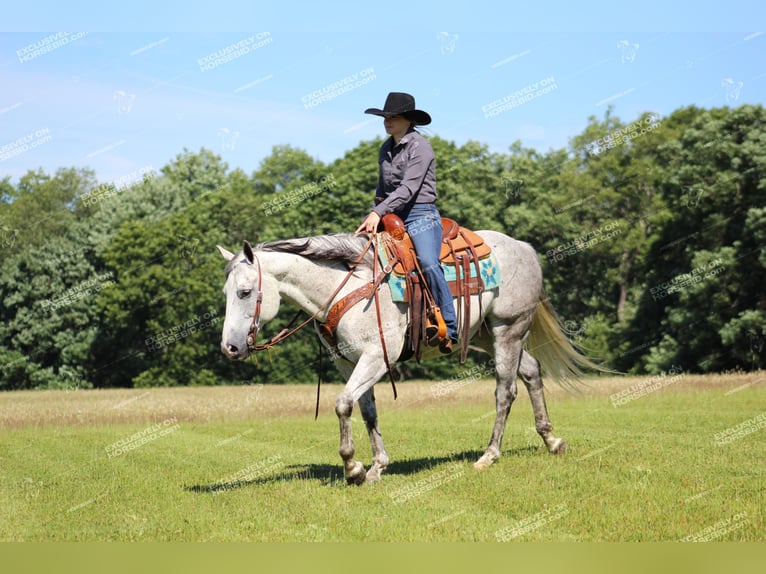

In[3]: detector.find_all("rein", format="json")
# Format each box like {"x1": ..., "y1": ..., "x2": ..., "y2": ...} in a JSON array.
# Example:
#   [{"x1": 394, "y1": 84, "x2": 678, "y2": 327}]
[{"x1": 242, "y1": 234, "x2": 398, "y2": 415}]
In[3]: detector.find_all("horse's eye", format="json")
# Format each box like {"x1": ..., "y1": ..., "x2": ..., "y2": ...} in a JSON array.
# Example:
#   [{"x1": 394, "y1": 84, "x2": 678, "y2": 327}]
[{"x1": 238, "y1": 289, "x2": 252, "y2": 299}]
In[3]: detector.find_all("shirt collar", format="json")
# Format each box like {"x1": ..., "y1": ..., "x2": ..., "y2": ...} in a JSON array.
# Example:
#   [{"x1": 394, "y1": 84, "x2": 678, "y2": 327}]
[{"x1": 388, "y1": 128, "x2": 417, "y2": 150}]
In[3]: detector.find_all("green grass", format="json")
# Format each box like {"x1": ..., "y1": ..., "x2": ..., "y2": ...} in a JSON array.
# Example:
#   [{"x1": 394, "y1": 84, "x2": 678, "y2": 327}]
[{"x1": 0, "y1": 373, "x2": 764, "y2": 541}]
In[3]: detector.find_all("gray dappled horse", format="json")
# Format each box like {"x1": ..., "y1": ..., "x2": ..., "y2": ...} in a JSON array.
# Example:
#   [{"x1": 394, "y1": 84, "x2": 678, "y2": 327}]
[{"x1": 218, "y1": 230, "x2": 599, "y2": 485}]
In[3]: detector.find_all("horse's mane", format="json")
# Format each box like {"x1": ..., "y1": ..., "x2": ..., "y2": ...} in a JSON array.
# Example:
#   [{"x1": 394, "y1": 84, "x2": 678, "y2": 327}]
[{"x1": 259, "y1": 233, "x2": 375, "y2": 269}]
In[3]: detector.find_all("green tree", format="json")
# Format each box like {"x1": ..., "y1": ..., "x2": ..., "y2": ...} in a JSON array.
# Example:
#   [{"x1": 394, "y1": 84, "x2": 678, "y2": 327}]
[
  {"x1": 635, "y1": 105, "x2": 766, "y2": 372},
  {"x1": 96, "y1": 212, "x2": 230, "y2": 387},
  {"x1": 0, "y1": 167, "x2": 97, "y2": 266},
  {"x1": 0, "y1": 227, "x2": 100, "y2": 390}
]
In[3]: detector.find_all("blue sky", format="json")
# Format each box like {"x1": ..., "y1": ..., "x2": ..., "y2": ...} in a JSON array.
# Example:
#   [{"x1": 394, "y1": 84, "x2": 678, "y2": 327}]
[{"x1": 1, "y1": 1, "x2": 764, "y2": 184}]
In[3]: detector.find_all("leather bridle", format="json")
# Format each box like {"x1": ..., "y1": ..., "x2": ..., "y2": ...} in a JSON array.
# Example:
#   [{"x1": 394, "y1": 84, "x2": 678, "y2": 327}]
[
  {"x1": 245, "y1": 252, "x2": 264, "y2": 351},
  {"x1": 234, "y1": 236, "x2": 399, "y2": 417}
]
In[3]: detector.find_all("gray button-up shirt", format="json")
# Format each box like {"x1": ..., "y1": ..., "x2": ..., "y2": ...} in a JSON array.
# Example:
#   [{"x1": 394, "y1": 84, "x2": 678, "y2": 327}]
[{"x1": 372, "y1": 129, "x2": 437, "y2": 217}]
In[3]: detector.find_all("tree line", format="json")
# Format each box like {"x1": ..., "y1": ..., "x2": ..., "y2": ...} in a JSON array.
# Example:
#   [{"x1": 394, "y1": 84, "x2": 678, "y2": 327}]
[{"x1": 1, "y1": 103, "x2": 764, "y2": 390}]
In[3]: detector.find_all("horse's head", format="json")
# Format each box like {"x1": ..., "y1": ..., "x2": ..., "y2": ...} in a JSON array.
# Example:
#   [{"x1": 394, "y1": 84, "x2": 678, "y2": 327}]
[{"x1": 217, "y1": 241, "x2": 281, "y2": 360}]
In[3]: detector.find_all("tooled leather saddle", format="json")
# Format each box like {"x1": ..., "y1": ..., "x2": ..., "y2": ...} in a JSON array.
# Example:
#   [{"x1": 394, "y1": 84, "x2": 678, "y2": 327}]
[
  {"x1": 377, "y1": 214, "x2": 491, "y2": 362},
  {"x1": 317, "y1": 215, "x2": 493, "y2": 365}
]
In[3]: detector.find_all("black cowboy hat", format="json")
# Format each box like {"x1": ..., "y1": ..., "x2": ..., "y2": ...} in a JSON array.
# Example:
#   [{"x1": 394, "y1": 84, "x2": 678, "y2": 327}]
[{"x1": 364, "y1": 92, "x2": 431, "y2": 125}]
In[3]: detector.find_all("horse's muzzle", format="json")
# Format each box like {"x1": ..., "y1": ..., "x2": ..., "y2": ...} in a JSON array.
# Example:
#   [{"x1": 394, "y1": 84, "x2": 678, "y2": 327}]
[{"x1": 221, "y1": 341, "x2": 248, "y2": 360}]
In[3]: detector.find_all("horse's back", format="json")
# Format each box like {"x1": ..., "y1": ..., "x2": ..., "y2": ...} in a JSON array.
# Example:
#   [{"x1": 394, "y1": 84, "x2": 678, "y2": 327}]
[{"x1": 476, "y1": 229, "x2": 544, "y2": 315}]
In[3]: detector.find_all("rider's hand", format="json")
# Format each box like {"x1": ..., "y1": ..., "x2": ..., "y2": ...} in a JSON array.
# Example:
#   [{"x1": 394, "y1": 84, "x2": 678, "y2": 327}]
[{"x1": 354, "y1": 211, "x2": 381, "y2": 235}]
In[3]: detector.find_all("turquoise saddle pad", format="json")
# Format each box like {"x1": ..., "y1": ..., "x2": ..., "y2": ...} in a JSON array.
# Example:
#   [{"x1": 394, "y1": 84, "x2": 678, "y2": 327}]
[{"x1": 377, "y1": 243, "x2": 502, "y2": 303}]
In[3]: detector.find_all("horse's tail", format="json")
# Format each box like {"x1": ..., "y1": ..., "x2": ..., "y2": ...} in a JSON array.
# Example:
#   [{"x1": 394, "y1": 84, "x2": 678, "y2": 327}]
[{"x1": 525, "y1": 296, "x2": 606, "y2": 387}]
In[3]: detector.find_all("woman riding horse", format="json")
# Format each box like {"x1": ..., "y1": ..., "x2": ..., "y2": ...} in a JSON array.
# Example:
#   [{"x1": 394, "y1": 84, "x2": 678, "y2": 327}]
[{"x1": 354, "y1": 92, "x2": 458, "y2": 353}]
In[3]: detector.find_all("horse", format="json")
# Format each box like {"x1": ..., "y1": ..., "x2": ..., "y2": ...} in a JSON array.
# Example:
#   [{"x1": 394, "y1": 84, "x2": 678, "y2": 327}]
[{"x1": 217, "y1": 230, "x2": 600, "y2": 485}]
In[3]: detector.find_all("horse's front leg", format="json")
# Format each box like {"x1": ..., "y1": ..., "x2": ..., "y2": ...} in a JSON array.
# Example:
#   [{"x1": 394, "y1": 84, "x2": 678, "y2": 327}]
[{"x1": 335, "y1": 356, "x2": 389, "y2": 486}]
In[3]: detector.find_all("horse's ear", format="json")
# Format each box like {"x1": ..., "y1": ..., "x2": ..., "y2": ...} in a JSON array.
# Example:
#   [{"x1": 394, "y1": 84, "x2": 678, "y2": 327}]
[
  {"x1": 243, "y1": 240, "x2": 255, "y2": 264},
  {"x1": 217, "y1": 245, "x2": 235, "y2": 261}
]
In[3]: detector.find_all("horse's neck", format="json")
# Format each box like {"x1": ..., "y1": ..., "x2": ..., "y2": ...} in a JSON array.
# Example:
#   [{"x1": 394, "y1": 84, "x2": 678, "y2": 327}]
[{"x1": 259, "y1": 251, "x2": 359, "y2": 316}]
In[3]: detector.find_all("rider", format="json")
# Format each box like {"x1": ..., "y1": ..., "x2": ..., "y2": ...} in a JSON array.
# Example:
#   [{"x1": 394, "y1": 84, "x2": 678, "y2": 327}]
[{"x1": 354, "y1": 92, "x2": 458, "y2": 353}]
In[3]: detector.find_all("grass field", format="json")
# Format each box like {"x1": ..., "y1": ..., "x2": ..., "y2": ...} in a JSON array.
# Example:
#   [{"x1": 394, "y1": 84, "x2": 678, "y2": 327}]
[{"x1": 0, "y1": 371, "x2": 764, "y2": 542}]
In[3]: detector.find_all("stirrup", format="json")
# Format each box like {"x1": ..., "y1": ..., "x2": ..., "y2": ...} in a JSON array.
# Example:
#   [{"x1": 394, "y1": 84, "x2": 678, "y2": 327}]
[
  {"x1": 426, "y1": 306, "x2": 447, "y2": 346},
  {"x1": 438, "y1": 337, "x2": 454, "y2": 355}
]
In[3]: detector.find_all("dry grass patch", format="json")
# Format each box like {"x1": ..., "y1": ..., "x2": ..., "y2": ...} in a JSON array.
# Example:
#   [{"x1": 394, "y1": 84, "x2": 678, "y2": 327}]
[{"x1": 1, "y1": 371, "x2": 762, "y2": 429}]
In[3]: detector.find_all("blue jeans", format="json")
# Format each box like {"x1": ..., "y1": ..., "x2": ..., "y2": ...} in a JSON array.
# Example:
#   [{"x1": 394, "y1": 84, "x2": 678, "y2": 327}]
[{"x1": 402, "y1": 203, "x2": 458, "y2": 341}]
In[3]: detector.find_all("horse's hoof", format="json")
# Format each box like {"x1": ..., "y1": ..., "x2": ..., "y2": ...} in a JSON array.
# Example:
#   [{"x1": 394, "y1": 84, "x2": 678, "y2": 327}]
[
  {"x1": 346, "y1": 473, "x2": 366, "y2": 486},
  {"x1": 365, "y1": 467, "x2": 382, "y2": 483},
  {"x1": 549, "y1": 438, "x2": 567, "y2": 455},
  {"x1": 473, "y1": 453, "x2": 496, "y2": 470},
  {"x1": 345, "y1": 461, "x2": 367, "y2": 486}
]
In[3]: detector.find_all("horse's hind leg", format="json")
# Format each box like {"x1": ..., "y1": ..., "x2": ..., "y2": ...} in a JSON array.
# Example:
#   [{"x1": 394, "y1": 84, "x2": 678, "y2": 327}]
[
  {"x1": 358, "y1": 387, "x2": 389, "y2": 483},
  {"x1": 518, "y1": 350, "x2": 567, "y2": 454},
  {"x1": 474, "y1": 323, "x2": 524, "y2": 470}
]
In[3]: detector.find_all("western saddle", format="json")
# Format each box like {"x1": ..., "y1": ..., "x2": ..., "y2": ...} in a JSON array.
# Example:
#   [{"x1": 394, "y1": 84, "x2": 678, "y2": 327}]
[
  {"x1": 377, "y1": 214, "x2": 491, "y2": 362},
  {"x1": 318, "y1": 214, "x2": 492, "y2": 364}
]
